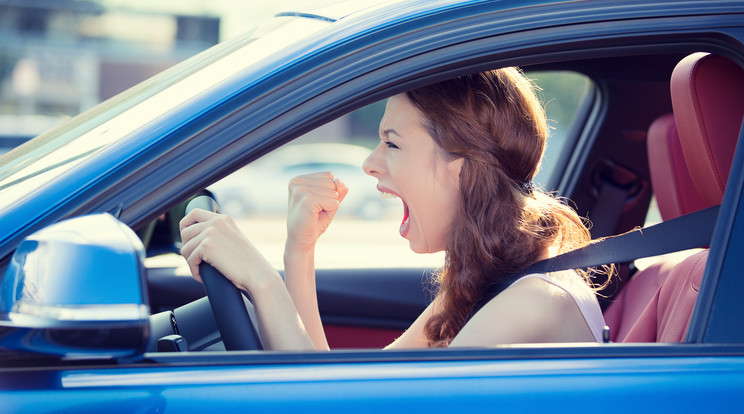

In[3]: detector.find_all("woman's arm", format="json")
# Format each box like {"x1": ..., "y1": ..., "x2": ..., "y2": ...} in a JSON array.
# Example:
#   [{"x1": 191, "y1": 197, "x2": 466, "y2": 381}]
[
  {"x1": 384, "y1": 296, "x2": 441, "y2": 349},
  {"x1": 283, "y1": 172, "x2": 348, "y2": 350},
  {"x1": 180, "y1": 208, "x2": 316, "y2": 351},
  {"x1": 180, "y1": 172, "x2": 347, "y2": 351},
  {"x1": 283, "y1": 244, "x2": 329, "y2": 350}
]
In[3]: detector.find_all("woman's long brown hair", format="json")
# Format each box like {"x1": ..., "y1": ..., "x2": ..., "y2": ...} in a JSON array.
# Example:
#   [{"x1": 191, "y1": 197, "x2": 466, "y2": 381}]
[{"x1": 405, "y1": 69, "x2": 594, "y2": 347}]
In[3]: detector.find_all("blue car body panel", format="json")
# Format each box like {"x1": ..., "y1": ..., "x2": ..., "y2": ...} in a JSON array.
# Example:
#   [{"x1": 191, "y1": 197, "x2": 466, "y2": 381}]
[
  {"x1": 1, "y1": 0, "x2": 744, "y2": 411},
  {"x1": 4, "y1": 350, "x2": 744, "y2": 412}
]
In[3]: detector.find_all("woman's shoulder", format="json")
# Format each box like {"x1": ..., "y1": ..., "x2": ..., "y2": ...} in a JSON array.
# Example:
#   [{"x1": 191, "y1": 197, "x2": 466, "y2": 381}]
[
  {"x1": 510, "y1": 271, "x2": 604, "y2": 341},
  {"x1": 514, "y1": 271, "x2": 600, "y2": 311},
  {"x1": 451, "y1": 274, "x2": 586, "y2": 346},
  {"x1": 474, "y1": 271, "x2": 595, "y2": 320},
  {"x1": 514, "y1": 270, "x2": 592, "y2": 293},
  {"x1": 500, "y1": 274, "x2": 581, "y2": 318},
  {"x1": 452, "y1": 271, "x2": 602, "y2": 346}
]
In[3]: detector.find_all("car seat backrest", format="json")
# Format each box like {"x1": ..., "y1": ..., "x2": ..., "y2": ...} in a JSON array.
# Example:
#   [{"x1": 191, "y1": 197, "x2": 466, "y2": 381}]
[
  {"x1": 647, "y1": 113, "x2": 708, "y2": 222},
  {"x1": 622, "y1": 53, "x2": 744, "y2": 342},
  {"x1": 604, "y1": 113, "x2": 706, "y2": 342},
  {"x1": 671, "y1": 52, "x2": 744, "y2": 207}
]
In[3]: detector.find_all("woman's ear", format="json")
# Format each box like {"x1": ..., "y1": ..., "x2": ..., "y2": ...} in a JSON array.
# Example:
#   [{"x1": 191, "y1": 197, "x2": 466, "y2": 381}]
[{"x1": 448, "y1": 157, "x2": 465, "y2": 186}]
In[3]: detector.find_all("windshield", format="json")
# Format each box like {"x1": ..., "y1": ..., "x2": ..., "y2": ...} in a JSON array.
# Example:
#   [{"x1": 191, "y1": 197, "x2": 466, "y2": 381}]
[{"x1": 0, "y1": 14, "x2": 329, "y2": 212}]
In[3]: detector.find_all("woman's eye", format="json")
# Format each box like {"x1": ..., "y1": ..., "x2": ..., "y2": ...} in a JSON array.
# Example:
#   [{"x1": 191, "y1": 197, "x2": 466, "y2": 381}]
[{"x1": 384, "y1": 140, "x2": 399, "y2": 149}]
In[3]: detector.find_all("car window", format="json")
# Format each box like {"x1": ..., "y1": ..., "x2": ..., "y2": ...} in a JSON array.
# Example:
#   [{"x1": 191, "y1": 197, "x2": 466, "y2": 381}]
[
  {"x1": 529, "y1": 71, "x2": 593, "y2": 188},
  {"x1": 209, "y1": 71, "x2": 594, "y2": 270}
]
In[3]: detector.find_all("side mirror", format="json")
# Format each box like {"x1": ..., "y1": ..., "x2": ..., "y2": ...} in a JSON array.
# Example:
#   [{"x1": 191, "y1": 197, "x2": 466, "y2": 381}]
[{"x1": 0, "y1": 213, "x2": 149, "y2": 359}]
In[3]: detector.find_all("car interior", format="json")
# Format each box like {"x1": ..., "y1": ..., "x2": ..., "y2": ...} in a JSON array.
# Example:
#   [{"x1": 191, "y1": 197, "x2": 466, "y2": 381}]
[
  {"x1": 144, "y1": 50, "x2": 744, "y2": 353},
  {"x1": 604, "y1": 53, "x2": 743, "y2": 342}
]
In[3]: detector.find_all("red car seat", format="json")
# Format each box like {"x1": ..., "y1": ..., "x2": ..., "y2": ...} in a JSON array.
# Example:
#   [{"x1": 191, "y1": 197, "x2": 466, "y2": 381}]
[
  {"x1": 622, "y1": 53, "x2": 744, "y2": 342},
  {"x1": 603, "y1": 113, "x2": 706, "y2": 341},
  {"x1": 647, "y1": 114, "x2": 709, "y2": 223}
]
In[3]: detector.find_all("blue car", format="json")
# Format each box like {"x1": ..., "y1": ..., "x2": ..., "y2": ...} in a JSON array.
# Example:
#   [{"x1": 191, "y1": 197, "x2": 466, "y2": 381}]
[{"x1": 2, "y1": 0, "x2": 744, "y2": 411}]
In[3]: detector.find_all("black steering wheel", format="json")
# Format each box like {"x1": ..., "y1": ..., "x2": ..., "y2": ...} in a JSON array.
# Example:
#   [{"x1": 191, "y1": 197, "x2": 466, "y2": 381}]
[{"x1": 185, "y1": 196, "x2": 263, "y2": 351}]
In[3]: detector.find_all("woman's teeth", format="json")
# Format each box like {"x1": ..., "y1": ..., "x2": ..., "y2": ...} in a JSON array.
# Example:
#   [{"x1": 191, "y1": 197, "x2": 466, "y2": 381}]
[{"x1": 379, "y1": 191, "x2": 398, "y2": 199}]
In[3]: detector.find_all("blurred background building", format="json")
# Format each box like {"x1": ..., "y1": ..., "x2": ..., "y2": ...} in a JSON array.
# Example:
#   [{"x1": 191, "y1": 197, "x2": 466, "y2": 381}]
[
  {"x1": 1, "y1": 0, "x2": 225, "y2": 136},
  {"x1": 0, "y1": 0, "x2": 341, "y2": 137},
  {"x1": 0, "y1": 0, "x2": 586, "y2": 160}
]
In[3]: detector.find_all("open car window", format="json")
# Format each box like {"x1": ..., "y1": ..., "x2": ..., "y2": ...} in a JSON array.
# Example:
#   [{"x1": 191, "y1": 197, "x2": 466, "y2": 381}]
[{"x1": 206, "y1": 70, "x2": 595, "y2": 270}]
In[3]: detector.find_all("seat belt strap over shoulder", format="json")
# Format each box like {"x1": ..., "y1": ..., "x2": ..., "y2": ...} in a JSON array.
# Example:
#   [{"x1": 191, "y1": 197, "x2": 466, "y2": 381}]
[
  {"x1": 473, "y1": 204, "x2": 719, "y2": 322},
  {"x1": 527, "y1": 204, "x2": 720, "y2": 275}
]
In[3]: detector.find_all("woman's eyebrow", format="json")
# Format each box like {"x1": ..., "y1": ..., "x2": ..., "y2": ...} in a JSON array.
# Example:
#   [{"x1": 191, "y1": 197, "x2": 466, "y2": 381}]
[{"x1": 382, "y1": 128, "x2": 401, "y2": 138}]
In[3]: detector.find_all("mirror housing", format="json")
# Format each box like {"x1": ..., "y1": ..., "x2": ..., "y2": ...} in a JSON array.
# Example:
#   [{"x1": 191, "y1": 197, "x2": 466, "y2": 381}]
[{"x1": 0, "y1": 214, "x2": 149, "y2": 359}]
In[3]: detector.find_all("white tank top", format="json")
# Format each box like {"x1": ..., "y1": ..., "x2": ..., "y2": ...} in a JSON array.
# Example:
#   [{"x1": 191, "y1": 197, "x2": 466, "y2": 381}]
[{"x1": 512, "y1": 272, "x2": 606, "y2": 342}]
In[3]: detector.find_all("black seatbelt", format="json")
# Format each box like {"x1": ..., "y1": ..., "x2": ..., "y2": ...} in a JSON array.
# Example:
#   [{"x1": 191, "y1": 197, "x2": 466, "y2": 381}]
[
  {"x1": 473, "y1": 204, "x2": 720, "y2": 317},
  {"x1": 530, "y1": 204, "x2": 719, "y2": 274}
]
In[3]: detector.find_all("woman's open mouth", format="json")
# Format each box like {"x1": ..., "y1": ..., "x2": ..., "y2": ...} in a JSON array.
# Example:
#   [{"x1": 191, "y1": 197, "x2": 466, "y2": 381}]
[
  {"x1": 399, "y1": 201, "x2": 410, "y2": 237},
  {"x1": 378, "y1": 185, "x2": 410, "y2": 238}
]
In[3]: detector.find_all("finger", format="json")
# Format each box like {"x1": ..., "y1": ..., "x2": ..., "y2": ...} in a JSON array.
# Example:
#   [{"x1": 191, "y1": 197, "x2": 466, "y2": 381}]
[
  {"x1": 179, "y1": 208, "x2": 220, "y2": 232},
  {"x1": 334, "y1": 177, "x2": 349, "y2": 203},
  {"x1": 297, "y1": 171, "x2": 336, "y2": 182},
  {"x1": 290, "y1": 184, "x2": 340, "y2": 210},
  {"x1": 314, "y1": 196, "x2": 341, "y2": 214},
  {"x1": 179, "y1": 218, "x2": 210, "y2": 246},
  {"x1": 182, "y1": 226, "x2": 232, "y2": 284},
  {"x1": 289, "y1": 185, "x2": 342, "y2": 210},
  {"x1": 180, "y1": 215, "x2": 235, "y2": 283},
  {"x1": 180, "y1": 234, "x2": 204, "y2": 283},
  {"x1": 179, "y1": 224, "x2": 202, "y2": 259},
  {"x1": 295, "y1": 185, "x2": 340, "y2": 200},
  {"x1": 289, "y1": 172, "x2": 338, "y2": 190}
]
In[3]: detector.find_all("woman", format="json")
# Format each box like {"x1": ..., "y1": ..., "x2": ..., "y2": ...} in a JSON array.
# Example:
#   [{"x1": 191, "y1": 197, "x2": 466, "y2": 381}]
[{"x1": 180, "y1": 68, "x2": 606, "y2": 351}]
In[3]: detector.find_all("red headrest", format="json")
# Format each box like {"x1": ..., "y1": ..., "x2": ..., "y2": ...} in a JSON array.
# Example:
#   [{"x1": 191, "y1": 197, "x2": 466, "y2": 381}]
[
  {"x1": 647, "y1": 114, "x2": 707, "y2": 221},
  {"x1": 671, "y1": 53, "x2": 744, "y2": 207}
]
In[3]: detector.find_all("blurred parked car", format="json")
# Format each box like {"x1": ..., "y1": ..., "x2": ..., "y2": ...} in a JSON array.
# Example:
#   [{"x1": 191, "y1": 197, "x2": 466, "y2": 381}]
[{"x1": 209, "y1": 142, "x2": 395, "y2": 219}]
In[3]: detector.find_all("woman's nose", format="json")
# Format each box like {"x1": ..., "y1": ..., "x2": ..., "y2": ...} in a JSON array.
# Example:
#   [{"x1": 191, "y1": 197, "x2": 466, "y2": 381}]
[{"x1": 363, "y1": 145, "x2": 383, "y2": 177}]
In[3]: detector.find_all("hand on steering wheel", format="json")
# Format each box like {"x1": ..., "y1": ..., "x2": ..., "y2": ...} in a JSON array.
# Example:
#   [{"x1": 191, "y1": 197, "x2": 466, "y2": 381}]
[{"x1": 183, "y1": 196, "x2": 262, "y2": 351}]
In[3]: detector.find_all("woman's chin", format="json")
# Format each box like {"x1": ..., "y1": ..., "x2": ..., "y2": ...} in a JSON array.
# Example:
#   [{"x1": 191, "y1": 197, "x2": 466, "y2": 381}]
[
  {"x1": 409, "y1": 243, "x2": 426, "y2": 254},
  {"x1": 408, "y1": 238, "x2": 444, "y2": 254}
]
